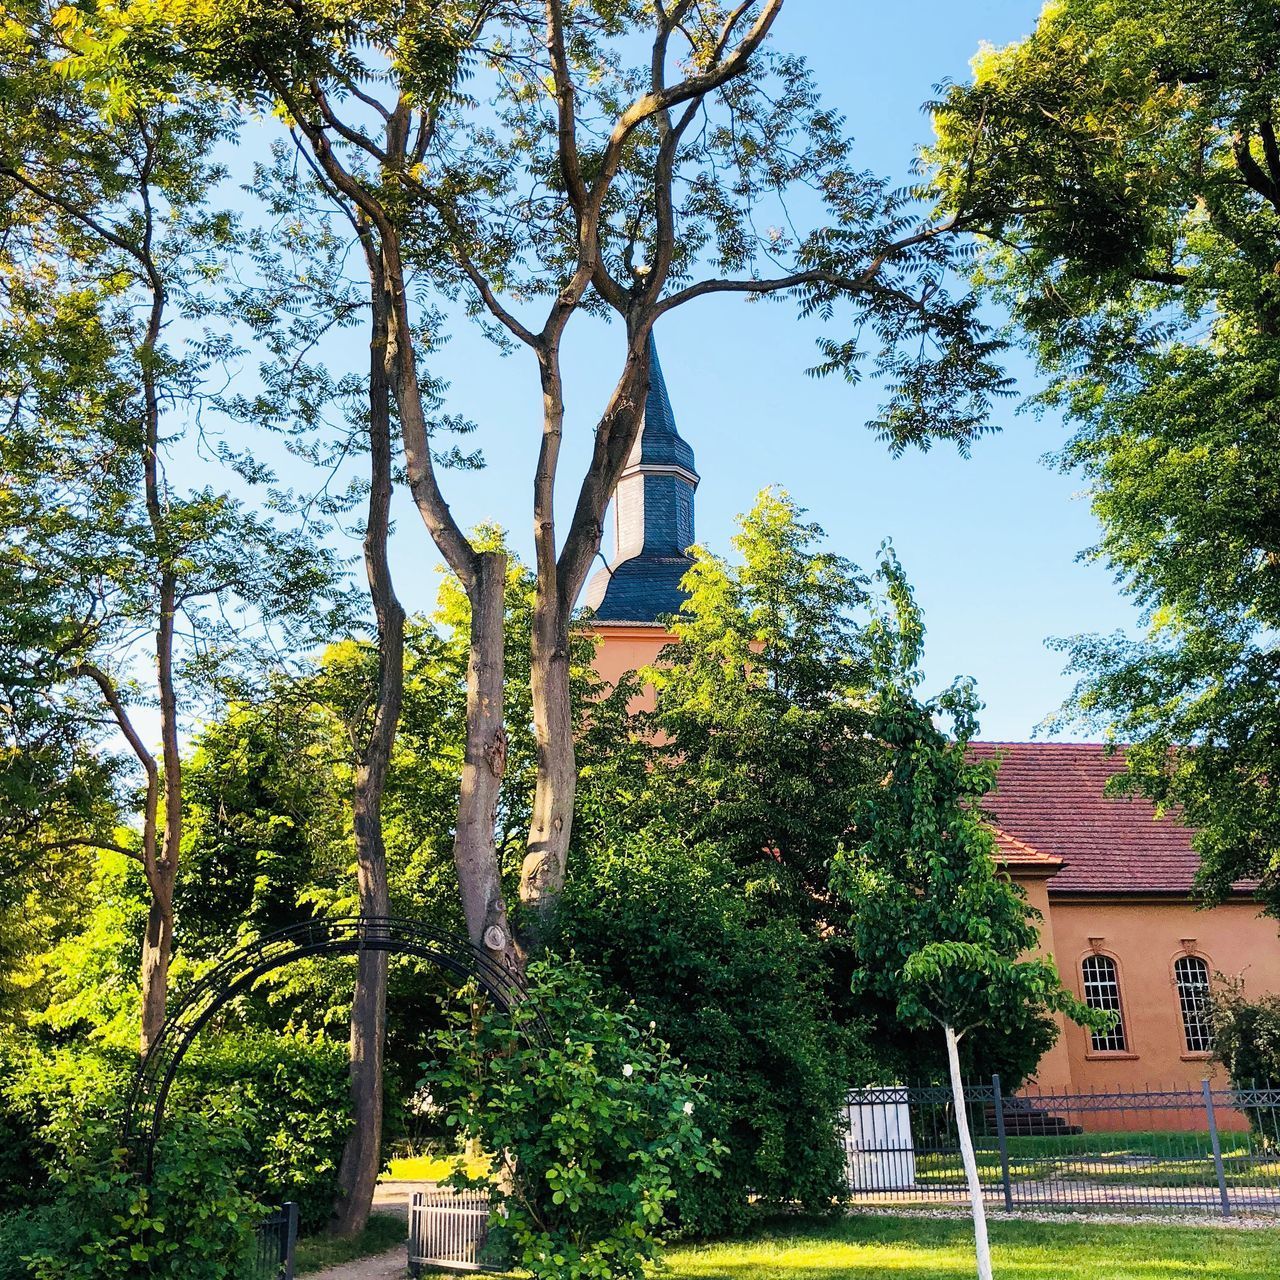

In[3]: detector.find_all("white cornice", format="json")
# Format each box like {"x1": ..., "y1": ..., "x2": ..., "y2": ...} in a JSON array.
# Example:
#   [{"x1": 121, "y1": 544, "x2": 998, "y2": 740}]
[{"x1": 618, "y1": 462, "x2": 700, "y2": 488}]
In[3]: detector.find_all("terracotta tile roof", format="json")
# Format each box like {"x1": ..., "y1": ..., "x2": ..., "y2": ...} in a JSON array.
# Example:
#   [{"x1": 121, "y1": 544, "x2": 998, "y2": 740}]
[
  {"x1": 969, "y1": 742, "x2": 1210, "y2": 896},
  {"x1": 990, "y1": 825, "x2": 1062, "y2": 875}
]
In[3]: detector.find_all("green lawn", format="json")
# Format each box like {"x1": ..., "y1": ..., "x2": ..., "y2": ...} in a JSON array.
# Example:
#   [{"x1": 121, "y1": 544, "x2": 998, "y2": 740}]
[
  {"x1": 665, "y1": 1216, "x2": 1280, "y2": 1280},
  {"x1": 909, "y1": 1130, "x2": 1280, "y2": 1189}
]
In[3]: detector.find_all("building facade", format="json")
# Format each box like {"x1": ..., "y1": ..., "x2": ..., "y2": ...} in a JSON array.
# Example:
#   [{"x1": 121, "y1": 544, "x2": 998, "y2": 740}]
[{"x1": 585, "y1": 344, "x2": 1280, "y2": 1099}]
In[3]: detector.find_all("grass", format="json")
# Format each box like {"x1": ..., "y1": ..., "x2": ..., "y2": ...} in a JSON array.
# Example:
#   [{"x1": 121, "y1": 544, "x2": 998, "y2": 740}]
[
  {"x1": 407, "y1": 1214, "x2": 1280, "y2": 1280},
  {"x1": 384, "y1": 1152, "x2": 492, "y2": 1182},
  {"x1": 293, "y1": 1213, "x2": 405, "y2": 1275},
  {"x1": 663, "y1": 1214, "x2": 1280, "y2": 1280},
  {"x1": 906, "y1": 1130, "x2": 1280, "y2": 1189}
]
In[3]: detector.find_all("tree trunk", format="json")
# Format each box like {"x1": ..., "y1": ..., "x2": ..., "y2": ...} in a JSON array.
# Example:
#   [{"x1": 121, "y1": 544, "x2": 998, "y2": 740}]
[
  {"x1": 453, "y1": 550, "x2": 518, "y2": 968},
  {"x1": 517, "y1": 343, "x2": 649, "y2": 944},
  {"x1": 945, "y1": 1023, "x2": 993, "y2": 1280},
  {"x1": 519, "y1": 597, "x2": 574, "y2": 940},
  {"x1": 138, "y1": 877, "x2": 173, "y2": 1053},
  {"x1": 330, "y1": 254, "x2": 406, "y2": 1236},
  {"x1": 330, "y1": 773, "x2": 393, "y2": 1238}
]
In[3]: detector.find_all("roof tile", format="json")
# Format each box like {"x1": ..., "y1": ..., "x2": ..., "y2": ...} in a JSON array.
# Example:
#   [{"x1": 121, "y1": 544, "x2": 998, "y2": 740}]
[{"x1": 969, "y1": 742, "x2": 1209, "y2": 895}]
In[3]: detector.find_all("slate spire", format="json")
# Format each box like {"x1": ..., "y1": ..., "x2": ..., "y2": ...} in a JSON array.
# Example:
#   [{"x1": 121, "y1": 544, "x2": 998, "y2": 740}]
[{"x1": 583, "y1": 339, "x2": 699, "y2": 623}]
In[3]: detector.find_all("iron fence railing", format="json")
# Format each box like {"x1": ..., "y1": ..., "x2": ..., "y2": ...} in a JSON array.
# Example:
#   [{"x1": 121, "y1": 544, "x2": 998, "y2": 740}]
[
  {"x1": 843, "y1": 1080, "x2": 1280, "y2": 1217},
  {"x1": 251, "y1": 1203, "x2": 298, "y2": 1280}
]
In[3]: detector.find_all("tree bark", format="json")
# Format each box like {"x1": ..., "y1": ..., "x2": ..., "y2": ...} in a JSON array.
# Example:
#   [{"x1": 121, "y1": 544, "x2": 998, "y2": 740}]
[
  {"x1": 454, "y1": 549, "x2": 518, "y2": 968},
  {"x1": 138, "y1": 223, "x2": 179, "y2": 1052},
  {"x1": 519, "y1": 597, "x2": 574, "y2": 934},
  {"x1": 945, "y1": 1023, "x2": 993, "y2": 1280},
  {"x1": 330, "y1": 776, "x2": 393, "y2": 1238},
  {"x1": 330, "y1": 253, "x2": 406, "y2": 1236},
  {"x1": 138, "y1": 568, "x2": 179, "y2": 1056},
  {"x1": 138, "y1": 876, "x2": 174, "y2": 1052},
  {"x1": 519, "y1": 344, "x2": 650, "y2": 939}
]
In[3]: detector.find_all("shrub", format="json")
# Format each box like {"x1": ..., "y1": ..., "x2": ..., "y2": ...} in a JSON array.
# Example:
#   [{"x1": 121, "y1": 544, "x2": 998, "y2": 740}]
[
  {"x1": 0, "y1": 1103, "x2": 261, "y2": 1280},
  {"x1": 553, "y1": 831, "x2": 864, "y2": 1235},
  {"x1": 178, "y1": 1029, "x2": 350, "y2": 1234},
  {"x1": 0, "y1": 1027, "x2": 351, "y2": 1274},
  {"x1": 1212, "y1": 978, "x2": 1280, "y2": 1141},
  {"x1": 422, "y1": 959, "x2": 723, "y2": 1280}
]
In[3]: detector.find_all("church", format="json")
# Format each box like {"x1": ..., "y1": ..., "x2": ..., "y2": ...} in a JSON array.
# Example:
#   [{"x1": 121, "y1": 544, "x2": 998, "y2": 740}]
[{"x1": 583, "y1": 343, "x2": 1280, "y2": 1097}]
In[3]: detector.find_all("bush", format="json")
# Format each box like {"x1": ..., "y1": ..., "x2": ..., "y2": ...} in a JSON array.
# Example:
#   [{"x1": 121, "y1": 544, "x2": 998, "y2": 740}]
[
  {"x1": 0, "y1": 1102, "x2": 261, "y2": 1280},
  {"x1": 1212, "y1": 978, "x2": 1280, "y2": 1141},
  {"x1": 0, "y1": 1027, "x2": 351, "y2": 1275},
  {"x1": 179, "y1": 1029, "x2": 350, "y2": 1234},
  {"x1": 553, "y1": 832, "x2": 864, "y2": 1236},
  {"x1": 422, "y1": 959, "x2": 723, "y2": 1280}
]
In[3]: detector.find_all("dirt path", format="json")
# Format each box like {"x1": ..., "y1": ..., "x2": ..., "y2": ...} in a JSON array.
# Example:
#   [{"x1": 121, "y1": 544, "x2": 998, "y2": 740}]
[{"x1": 302, "y1": 1244, "x2": 407, "y2": 1280}]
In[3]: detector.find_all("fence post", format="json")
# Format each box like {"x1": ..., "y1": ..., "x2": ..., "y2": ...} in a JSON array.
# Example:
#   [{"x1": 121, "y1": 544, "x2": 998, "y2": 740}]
[
  {"x1": 992, "y1": 1074, "x2": 1013, "y2": 1211},
  {"x1": 283, "y1": 1201, "x2": 299, "y2": 1280},
  {"x1": 1202, "y1": 1079, "x2": 1231, "y2": 1219}
]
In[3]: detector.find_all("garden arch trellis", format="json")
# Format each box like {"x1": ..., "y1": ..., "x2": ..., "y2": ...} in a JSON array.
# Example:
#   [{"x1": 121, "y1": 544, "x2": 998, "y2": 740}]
[{"x1": 121, "y1": 916, "x2": 530, "y2": 1182}]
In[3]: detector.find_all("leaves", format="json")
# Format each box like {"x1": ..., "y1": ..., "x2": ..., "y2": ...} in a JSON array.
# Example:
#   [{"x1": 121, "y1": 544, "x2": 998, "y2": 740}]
[{"x1": 929, "y1": 0, "x2": 1280, "y2": 918}]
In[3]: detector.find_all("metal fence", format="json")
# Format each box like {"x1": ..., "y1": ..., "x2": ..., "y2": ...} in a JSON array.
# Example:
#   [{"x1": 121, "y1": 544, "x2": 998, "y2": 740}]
[
  {"x1": 843, "y1": 1080, "x2": 1280, "y2": 1217},
  {"x1": 409, "y1": 1189, "x2": 500, "y2": 1275},
  {"x1": 251, "y1": 1203, "x2": 298, "y2": 1280}
]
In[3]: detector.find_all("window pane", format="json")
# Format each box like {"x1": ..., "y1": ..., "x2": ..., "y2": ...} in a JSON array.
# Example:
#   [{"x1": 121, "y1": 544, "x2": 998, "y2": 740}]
[
  {"x1": 1174, "y1": 955, "x2": 1213, "y2": 1053},
  {"x1": 1081, "y1": 955, "x2": 1128, "y2": 1052}
]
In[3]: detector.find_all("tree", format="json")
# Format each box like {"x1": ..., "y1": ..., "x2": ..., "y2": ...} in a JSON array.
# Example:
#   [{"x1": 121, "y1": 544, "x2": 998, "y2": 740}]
[
  {"x1": 642, "y1": 488, "x2": 879, "y2": 921},
  {"x1": 122, "y1": 0, "x2": 1010, "y2": 948},
  {"x1": 835, "y1": 555, "x2": 1098, "y2": 1280},
  {"x1": 0, "y1": 5, "x2": 339, "y2": 1050},
  {"x1": 55, "y1": 0, "x2": 1011, "y2": 1229},
  {"x1": 928, "y1": 0, "x2": 1280, "y2": 913}
]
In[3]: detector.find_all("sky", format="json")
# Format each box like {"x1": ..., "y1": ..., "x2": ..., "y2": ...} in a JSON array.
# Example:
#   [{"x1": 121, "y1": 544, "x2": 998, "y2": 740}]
[{"x1": 192, "y1": 0, "x2": 1142, "y2": 742}]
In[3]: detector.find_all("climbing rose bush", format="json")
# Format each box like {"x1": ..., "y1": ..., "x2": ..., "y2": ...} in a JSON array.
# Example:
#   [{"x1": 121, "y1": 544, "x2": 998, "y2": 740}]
[{"x1": 422, "y1": 959, "x2": 723, "y2": 1280}]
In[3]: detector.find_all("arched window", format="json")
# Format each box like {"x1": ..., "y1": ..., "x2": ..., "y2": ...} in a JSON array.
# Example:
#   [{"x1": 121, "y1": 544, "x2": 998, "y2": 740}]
[
  {"x1": 1081, "y1": 954, "x2": 1128, "y2": 1052},
  {"x1": 1174, "y1": 955, "x2": 1214, "y2": 1053}
]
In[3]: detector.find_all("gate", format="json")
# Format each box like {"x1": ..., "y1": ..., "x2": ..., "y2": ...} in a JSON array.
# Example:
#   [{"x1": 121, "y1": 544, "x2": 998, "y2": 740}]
[
  {"x1": 252, "y1": 1203, "x2": 298, "y2": 1280},
  {"x1": 408, "y1": 1189, "x2": 500, "y2": 1274}
]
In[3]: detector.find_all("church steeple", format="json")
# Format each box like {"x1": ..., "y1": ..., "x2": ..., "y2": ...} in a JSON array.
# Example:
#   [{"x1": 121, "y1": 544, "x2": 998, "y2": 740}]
[{"x1": 583, "y1": 339, "x2": 699, "y2": 623}]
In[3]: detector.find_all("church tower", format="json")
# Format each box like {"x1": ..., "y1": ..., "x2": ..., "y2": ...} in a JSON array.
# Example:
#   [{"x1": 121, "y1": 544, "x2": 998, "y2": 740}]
[{"x1": 583, "y1": 339, "x2": 699, "y2": 624}]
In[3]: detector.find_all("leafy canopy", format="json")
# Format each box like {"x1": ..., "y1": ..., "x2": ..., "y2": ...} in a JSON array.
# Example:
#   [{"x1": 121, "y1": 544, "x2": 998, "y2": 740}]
[{"x1": 929, "y1": 0, "x2": 1280, "y2": 913}]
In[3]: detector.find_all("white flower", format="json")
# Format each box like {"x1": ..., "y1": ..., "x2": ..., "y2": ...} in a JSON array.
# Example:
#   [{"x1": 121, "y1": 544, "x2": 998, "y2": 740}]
[
  {"x1": 649, "y1": 1021, "x2": 656, "y2": 1031},
  {"x1": 623, "y1": 1064, "x2": 634, "y2": 1078},
  {"x1": 682, "y1": 1101, "x2": 694, "y2": 1115}
]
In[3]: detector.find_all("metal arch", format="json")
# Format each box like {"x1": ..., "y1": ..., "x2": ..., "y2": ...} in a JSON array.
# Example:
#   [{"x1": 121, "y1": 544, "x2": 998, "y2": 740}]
[{"x1": 121, "y1": 916, "x2": 530, "y2": 1183}]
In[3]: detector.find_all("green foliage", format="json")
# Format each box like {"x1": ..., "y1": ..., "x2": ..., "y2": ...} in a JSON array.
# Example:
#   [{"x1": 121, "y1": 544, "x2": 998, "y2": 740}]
[
  {"x1": 930, "y1": 0, "x2": 1280, "y2": 915},
  {"x1": 636, "y1": 489, "x2": 879, "y2": 920},
  {"x1": 175, "y1": 709, "x2": 324, "y2": 961},
  {"x1": 177, "y1": 1032, "x2": 351, "y2": 1234},
  {"x1": 0, "y1": 1071, "x2": 261, "y2": 1280},
  {"x1": 555, "y1": 830, "x2": 866, "y2": 1236},
  {"x1": 422, "y1": 960, "x2": 723, "y2": 1280},
  {"x1": 834, "y1": 553, "x2": 1098, "y2": 1081},
  {"x1": 0, "y1": 1030, "x2": 350, "y2": 1263},
  {"x1": 1211, "y1": 978, "x2": 1280, "y2": 1115}
]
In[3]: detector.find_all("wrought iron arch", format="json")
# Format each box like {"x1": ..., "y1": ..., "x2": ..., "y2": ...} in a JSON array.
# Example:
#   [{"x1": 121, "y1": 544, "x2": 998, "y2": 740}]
[{"x1": 121, "y1": 916, "x2": 529, "y2": 1182}]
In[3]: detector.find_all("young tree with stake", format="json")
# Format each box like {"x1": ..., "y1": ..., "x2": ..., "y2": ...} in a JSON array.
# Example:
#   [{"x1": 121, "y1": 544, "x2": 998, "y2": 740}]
[{"x1": 836, "y1": 553, "x2": 1102, "y2": 1280}]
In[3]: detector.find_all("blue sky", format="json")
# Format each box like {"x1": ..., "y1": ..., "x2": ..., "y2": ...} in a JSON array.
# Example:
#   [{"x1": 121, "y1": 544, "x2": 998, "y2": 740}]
[{"x1": 205, "y1": 0, "x2": 1140, "y2": 742}]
